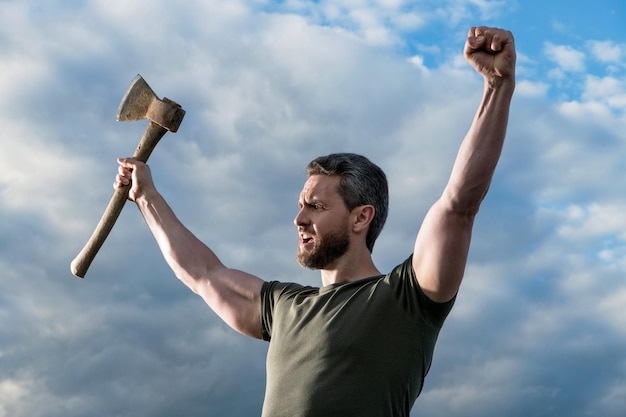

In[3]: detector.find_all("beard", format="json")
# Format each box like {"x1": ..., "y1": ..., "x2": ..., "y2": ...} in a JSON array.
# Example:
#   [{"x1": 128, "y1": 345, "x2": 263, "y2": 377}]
[{"x1": 296, "y1": 227, "x2": 350, "y2": 270}]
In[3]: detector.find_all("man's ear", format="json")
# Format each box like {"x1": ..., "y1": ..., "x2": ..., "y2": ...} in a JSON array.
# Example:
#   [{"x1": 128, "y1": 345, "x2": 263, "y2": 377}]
[{"x1": 351, "y1": 205, "x2": 375, "y2": 233}]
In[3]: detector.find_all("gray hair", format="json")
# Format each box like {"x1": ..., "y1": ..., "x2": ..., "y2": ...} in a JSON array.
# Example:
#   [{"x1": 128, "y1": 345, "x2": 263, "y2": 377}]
[{"x1": 306, "y1": 153, "x2": 388, "y2": 252}]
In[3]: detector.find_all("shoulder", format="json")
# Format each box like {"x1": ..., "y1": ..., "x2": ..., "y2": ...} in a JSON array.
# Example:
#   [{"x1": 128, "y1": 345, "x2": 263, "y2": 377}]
[
  {"x1": 260, "y1": 281, "x2": 320, "y2": 341},
  {"x1": 261, "y1": 281, "x2": 322, "y2": 312},
  {"x1": 262, "y1": 280, "x2": 318, "y2": 300},
  {"x1": 386, "y1": 256, "x2": 456, "y2": 326}
]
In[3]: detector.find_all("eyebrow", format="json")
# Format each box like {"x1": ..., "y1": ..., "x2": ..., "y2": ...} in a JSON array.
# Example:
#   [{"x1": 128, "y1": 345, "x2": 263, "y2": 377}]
[{"x1": 298, "y1": 197, "x2": 324, "y2": 208}]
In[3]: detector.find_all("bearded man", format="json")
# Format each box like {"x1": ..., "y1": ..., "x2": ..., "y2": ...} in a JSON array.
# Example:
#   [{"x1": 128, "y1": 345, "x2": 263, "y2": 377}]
[{"x1": 115, "y1": 26, "x2": 516, "y2": 416}]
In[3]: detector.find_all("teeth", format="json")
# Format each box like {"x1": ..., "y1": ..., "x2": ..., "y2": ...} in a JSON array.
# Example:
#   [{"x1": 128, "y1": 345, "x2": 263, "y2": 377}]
[{"x1": 299, "y1": 231, "x2": 314, "y2": 243}]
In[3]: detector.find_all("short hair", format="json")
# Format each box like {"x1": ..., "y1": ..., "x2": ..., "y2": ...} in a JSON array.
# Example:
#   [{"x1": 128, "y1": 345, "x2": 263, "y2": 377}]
[{"x1": 306, "y1": 153, "x2": 388, "y2": 252}]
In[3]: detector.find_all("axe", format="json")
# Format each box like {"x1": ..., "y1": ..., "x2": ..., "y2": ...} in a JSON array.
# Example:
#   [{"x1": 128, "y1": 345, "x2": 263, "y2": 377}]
[{"x1": 71, "y1": 75, "x2": 185, "y2": 278}]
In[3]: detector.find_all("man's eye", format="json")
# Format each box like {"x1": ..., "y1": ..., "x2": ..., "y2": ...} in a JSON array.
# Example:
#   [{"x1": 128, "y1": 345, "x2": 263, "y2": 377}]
[{"x1": 299, "y1": 201, "x2": 323, "y2": 210}]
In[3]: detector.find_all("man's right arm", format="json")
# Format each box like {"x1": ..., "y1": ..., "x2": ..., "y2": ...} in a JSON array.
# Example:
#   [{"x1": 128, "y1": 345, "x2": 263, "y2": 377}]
[{"x1": 115, "y1": 158, "x2": 264, "y2": 339}]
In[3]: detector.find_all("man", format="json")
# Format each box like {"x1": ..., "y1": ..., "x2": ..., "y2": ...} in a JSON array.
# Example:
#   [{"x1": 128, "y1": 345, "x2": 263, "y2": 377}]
[{"x1": 115, "y1": 26, "x2": 515, "y2": 416}]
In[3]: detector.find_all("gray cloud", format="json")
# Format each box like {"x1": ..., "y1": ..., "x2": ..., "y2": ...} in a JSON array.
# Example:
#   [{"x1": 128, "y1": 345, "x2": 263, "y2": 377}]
[{"x1": 1, "y1": 1, "x2": 625, "y2": 416}]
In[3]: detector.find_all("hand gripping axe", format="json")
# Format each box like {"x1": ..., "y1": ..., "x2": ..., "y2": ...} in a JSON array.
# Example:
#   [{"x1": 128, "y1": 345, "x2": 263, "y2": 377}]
[{"x1": 71, "y1": 75, "x2": 185, "y2": 278}]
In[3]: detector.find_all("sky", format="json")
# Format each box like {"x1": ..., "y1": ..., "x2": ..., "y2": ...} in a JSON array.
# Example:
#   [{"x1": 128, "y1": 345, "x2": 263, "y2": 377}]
[{"x1": 1, "y1": 0, "x2": 625, "y2": 416}]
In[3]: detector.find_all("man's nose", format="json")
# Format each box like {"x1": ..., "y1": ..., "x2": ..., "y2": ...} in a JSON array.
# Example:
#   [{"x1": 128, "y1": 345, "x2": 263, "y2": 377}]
[{"x1": 294, "y1": 208, "x2": 308, "y2": 227}]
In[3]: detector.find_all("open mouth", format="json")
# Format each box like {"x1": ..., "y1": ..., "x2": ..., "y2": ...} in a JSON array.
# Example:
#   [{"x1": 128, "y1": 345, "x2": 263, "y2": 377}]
[{"x1": 300, "y1": 234, "x2": 314, "y2": 245}]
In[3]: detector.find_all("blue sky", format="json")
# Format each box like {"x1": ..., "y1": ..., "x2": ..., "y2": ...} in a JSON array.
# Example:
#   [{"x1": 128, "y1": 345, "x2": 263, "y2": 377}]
[{"x1": 1, "y1": 1, "x2": 625, "y2": 416}]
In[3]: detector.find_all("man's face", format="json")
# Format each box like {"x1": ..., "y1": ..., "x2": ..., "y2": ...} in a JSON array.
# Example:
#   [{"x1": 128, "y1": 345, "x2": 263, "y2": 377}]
[{"x1": 294, "y1": 175, "x2": 351, "y2": 269}]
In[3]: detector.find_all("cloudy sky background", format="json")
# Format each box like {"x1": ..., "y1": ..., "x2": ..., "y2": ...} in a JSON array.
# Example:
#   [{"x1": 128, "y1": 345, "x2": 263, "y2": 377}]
[{"x1": 1, "y1": 0, "x2": 625, "y2": 416}]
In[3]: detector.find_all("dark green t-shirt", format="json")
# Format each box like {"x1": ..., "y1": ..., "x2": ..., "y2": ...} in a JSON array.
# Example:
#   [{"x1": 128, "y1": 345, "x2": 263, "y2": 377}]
[{"x1": 260, "y1": 256, "x2": 455, "y2": 417}]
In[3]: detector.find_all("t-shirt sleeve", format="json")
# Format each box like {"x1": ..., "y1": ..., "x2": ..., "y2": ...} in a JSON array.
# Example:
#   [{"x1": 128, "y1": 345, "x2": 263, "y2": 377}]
[
  {"x1": 260, "y1": 281, "x2": 308, "y2": 342},
  {"x1": 260, "y1": 281, "x2": 279, "y2": 341},
  {"x1": 387, "y1": 255, "x2": 456, "y2": 328}
]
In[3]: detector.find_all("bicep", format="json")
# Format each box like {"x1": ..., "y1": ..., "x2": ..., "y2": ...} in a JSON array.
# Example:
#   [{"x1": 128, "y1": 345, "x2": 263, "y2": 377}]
[
  {"x1": 195, "y1": 268, "x2": 265, "y2": 339},
  {"x1": 412, "y1": 198, "x2": 475, "y2": 303}
]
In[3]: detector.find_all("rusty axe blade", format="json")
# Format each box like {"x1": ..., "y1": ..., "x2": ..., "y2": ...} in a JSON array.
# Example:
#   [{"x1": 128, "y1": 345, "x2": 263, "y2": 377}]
[
  {"x1": 117, "y1": 75, "x2": 184, "y2": 132},
  {"x1": 71, "y1": 75, "x2": 186, "y2": 278}
]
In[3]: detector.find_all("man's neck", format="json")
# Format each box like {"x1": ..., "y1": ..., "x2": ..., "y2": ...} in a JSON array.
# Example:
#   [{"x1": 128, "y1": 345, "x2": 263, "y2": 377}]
[{"x1": 320, "y1": 251, "x2": 381, "y2": 287}]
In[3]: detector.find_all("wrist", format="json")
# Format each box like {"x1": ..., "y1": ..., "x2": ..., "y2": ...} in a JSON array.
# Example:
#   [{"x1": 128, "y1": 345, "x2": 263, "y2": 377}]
[
  {"x1": 134, "y1": 186, "x2": 160, "y2": 207},
  {"x1": 486, "y1": 75, "x2": 515, "y2": 93}
]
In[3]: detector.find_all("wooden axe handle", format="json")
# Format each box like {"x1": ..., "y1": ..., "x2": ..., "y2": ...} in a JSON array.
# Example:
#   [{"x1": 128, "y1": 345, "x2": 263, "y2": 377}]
[{"x1": 71, "y1": 122, "x2": 168, "y2": 278}]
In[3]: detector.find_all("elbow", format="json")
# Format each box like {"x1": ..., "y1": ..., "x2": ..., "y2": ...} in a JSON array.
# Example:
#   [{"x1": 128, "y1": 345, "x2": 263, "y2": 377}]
[
  {"x1": 443, "y1": 182, "x2": 490, "y2": 217},
  {"x1": 163, "y1": 252, "x2": 214, "y2": 294},
  {"x1": 174, "y1": 269, "x2": 206, "y2": 295}
]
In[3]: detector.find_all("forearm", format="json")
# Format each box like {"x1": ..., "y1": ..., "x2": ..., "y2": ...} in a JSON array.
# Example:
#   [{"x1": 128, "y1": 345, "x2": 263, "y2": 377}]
[{"x1": 444, "y1": 77, "x2": 515, "y2": 213}]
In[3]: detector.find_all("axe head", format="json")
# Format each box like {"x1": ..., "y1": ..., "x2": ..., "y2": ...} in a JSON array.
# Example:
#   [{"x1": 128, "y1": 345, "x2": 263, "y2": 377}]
[{"x1": 116, "y1": 74, "x2": 185, "y2": 132}]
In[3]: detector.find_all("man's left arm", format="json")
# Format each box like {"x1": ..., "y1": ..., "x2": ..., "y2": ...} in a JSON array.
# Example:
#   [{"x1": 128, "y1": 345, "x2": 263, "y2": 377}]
[{"x1": 412, "y1": 27, "x2": 516, "y2": 303}]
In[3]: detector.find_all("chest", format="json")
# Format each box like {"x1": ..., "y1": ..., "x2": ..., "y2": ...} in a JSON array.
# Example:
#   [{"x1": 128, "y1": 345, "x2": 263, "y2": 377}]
[{"x1": 267, "y1": 281, "x2": 422, "y2": 372}]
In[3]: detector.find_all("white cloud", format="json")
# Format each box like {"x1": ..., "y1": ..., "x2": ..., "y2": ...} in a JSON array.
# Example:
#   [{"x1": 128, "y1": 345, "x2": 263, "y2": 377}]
[
  {"x1": 544, "y1": 42, "x2": 586, "y2": 72},
  {"x1": 377, "y1": 0, "x2": 406, "y2": 8},
  {"x1": 582, "y1": 75, "x2": 626, "y2": 109},
  {"x1": 598, "y1": 288, "x2": 626, "y2": 334},
  {"x1": 1, "y1": 1, "x2": 626, "y2": 417},
  {"x1": 0, "y1": 378, "x2": 31, "y2": 417},
  {"x1": 263, "y1": 0, "x2": 508, "y2": 48},
  {"x1": 516, "y1": 80, "x2": 549, "y2": 98},
  {"x1": 557, "y1": 202, "x2": 626, "y2": 242},
  {"x1": 348, "y1": 7, "x2": 396, "y2": 45},
  {"x1": 587, "y1": 40, "x2": 624, "y2": 63},
  {"x1": 392, "y1": 11, "x2": 427, "y2": 31}
]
